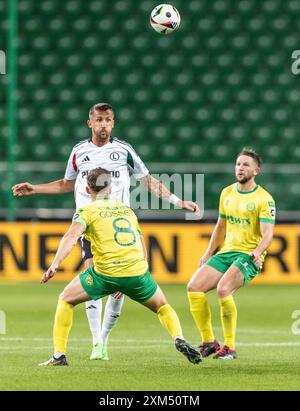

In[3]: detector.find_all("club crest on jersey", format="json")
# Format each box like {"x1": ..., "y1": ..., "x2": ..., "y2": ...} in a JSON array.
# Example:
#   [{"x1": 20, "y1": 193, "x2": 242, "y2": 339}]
[
  {"x1": 246, "y1": 203, "x2": 256, "y2": 212},
  {"x1": 85, "y1": 274, "x2": 93, "y2": 287},
  {"x1": 110, "y1": 152, "x2": 120, "y2": 161}
]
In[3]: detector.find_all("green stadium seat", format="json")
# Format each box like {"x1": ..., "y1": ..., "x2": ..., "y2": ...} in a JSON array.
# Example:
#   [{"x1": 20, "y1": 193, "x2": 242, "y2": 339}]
[
  {"x1": 185, "y1": 144, "x2": 209, "y2": 162},
  {"x1": 0, "y1": 0, "x2": 299, "y2": 213},
  {"x1": 160, "y1": 144, "x2": 182, "y2": 161},
  {"x1": 143, "y1": 108, "x2": 161, "y2": 122}
]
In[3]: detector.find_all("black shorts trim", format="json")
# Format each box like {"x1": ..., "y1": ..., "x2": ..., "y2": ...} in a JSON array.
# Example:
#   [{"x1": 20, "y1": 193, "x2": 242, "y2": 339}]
[{"x1": 80, "y1": 237, "x2": 93, "y2": 261}]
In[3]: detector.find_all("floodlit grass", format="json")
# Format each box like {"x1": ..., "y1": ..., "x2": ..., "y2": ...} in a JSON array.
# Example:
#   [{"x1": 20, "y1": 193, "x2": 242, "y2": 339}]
[{"x1": 0, "y1": 283, "x2": 299, "y2": 391}]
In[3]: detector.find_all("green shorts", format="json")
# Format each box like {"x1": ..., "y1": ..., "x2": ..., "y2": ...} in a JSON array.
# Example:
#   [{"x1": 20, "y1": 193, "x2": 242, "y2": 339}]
[
  {"x1": 206, "y1": 251, "x2": 261, "y2": 284},
  {"x1": 79, "y1": 266, "x2": 158, "y2": 302}
]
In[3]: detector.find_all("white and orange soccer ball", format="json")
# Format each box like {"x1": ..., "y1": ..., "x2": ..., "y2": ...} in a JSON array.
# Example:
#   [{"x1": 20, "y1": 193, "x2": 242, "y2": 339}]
[{"x1": 150, "y1": 4, "x2": 181, "y2": 34}]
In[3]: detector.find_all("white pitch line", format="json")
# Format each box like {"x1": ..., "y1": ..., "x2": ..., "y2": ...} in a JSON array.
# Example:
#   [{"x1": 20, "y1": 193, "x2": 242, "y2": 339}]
[
  {"x1": 0, "y1": 342, "x2": 300, "y2": 350},
  {"x1": 0, "y1": 345, "x2": 171, "y2": 351},
  {"x1": 0, "y1": 337, "x2": 171, "y2": 343},
  {"x1": 0, "y1": 331, "x2": 291, "y2": 343},
  {"x1": 218, "y1": 328, "x2": 289, "y2": 335},
  {"x1": 236, "y1": 342, "x2": 300, "y2": 347}
]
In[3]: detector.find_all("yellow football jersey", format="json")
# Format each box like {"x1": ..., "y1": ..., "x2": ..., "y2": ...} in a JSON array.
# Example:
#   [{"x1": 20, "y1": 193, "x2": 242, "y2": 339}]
[
  {"x1": 218, "y1": 183, "x2": 275, "y2": 260},
  {"x1": 73, "y1": 199, "x2": 148, "y2": 277}
]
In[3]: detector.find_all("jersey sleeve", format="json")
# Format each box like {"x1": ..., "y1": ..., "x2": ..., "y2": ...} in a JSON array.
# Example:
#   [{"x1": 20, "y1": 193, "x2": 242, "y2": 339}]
[
  {"x1": 136, "y1": 220, "x2": 142, "y2": 235},
  {"x1": 219, "y1": 189, "x2": 226, "y2": 219},
  {"x1": 64, "y1": 148, "x2": 78, "y2": 180},
  {"x1": 72, "y1": 208, "x2": 91, "y2": 230},
  {"x1": 259, "y1": 195, "x2": 276, "y2": 224},
  {"x1": 126, "y1": 146, "x2": 149, "y2": 179}
]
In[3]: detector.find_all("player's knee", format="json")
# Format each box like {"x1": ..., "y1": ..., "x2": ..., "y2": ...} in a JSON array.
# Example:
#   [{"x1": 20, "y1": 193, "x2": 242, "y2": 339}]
[
  {"x1": 187, "y1": 279, "x2": 204, "y2": 293},
  {"x1": 217, "y1": 283, "x2": 230, "y2": 299},
  {"x1": 155, "y1": 294, "x2": 168, "y2": 309},
  {"x1": 151, "y1": 296, "x2": 168, "y2": 313},
  {"x1": 60, "y1": 290, "x2": 73, "y2": 305},
  {"x1": 187, "y1": 280, "x2": 196, "y2": 292}
]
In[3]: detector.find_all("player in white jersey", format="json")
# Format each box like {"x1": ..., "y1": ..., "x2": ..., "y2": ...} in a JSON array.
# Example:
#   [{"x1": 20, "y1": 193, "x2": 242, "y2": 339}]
[{"x1": 13, "y1": 102, "x2": 200, "y2": 360}]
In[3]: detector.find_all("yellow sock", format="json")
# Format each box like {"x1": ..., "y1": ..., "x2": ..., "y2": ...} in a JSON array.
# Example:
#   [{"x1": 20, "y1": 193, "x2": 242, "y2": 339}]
[
  {"x1": 53, "y1": 299, "x2": 74, "y2": 353},
  {"x1": 219, "y1": 295, "x2": 237, "y2": 350},
  {"x1": 157, "y1": 304, "x2": 183, "y2": 339},
  {"x1": 187, "y1": 292, "x2": 215, "y2": 343}
]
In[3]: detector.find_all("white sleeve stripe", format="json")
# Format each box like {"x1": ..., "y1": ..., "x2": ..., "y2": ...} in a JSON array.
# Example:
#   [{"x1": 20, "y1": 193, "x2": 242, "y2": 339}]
[
  {"x1": 113, "y1": 138, "x2": 140, "y2": 158},
  {"x1": 73, "y1": 139, "x2": 89, "y2": 149},
  {"x1": 114, "y1": 139, "x2": 149, "y2": 174}
]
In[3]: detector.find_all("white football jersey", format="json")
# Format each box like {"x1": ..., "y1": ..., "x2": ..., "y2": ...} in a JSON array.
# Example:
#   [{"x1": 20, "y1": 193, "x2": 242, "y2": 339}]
[{"x1": 64, "y1": 137, "x2": 149, "y2": 208}]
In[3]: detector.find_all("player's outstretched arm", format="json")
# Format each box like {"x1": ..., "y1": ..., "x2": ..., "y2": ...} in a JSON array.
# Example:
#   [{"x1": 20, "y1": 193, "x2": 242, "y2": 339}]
[
  {"x1": 12, "y1": 178, "x2": 75, "y2": 197},
  {"x1": 141, "y1": 174, "x2": 200, "y2": 214},
  {"x1": 140, "y1": 234, "x2": 148, "y2": 262},
  {"x1": 199, "y1": 217, "x2": 226, "y2": 266},
  {"x1": 250, "y1": 222, "x2": 274, "y2": 267},
  {"x1": 40, "y1": 221, "x2": 85, "y2": 283}
]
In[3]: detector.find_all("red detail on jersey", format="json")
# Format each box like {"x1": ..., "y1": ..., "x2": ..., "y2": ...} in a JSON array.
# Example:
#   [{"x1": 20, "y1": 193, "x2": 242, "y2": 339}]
[
  {"x1": 113, "y1": 291, "x2": 123, "y2": 300},
  {"x1": 72, "y1": 153, "x2": 77, "y2": 172}
]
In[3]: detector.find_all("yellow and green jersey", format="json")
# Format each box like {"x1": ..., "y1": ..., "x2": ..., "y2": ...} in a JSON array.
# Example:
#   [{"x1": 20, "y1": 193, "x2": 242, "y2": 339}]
[
  {"x1": 218, "y1": 183, "x2": 275, "y2": 261},
  {"x1": 73, "y1": 199, "x2": 148, "y2": 277}
]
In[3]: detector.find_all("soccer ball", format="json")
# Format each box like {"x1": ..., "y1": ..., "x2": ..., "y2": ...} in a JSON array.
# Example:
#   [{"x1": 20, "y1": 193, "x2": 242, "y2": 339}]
[{"x1": 150, "y1": 4, "x2": 181, "y2": 35}]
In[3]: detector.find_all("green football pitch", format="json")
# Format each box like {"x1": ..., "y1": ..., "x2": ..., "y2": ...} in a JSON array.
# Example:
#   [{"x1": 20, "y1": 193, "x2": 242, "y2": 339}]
[{"x1": 0, "y1": 282, "x2": 300, "y2": 391}]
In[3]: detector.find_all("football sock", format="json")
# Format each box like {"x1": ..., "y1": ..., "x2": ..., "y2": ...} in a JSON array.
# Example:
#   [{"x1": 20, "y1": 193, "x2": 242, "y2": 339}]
[
  {"x1": 100, "y1": 293, "x2": 125, "y2": 343},
  {"x1": 219, "y1": 295, "x2": 237, "y2": 350},
  {"x1": 187, "y1": 291, "x2": 215, "y2": 343},
  {"x1": 54, "y1": 352, "x2": 65, "y2": 359},
  {"x1": 85, "y1": 299, "x2": 102, "y2": 345},
  {"x1": 53, "y1": 299, "x2": 73, "y2": 354},
  {"x1": 157, "y1": 304, "x2": 183, "y2": 339}
]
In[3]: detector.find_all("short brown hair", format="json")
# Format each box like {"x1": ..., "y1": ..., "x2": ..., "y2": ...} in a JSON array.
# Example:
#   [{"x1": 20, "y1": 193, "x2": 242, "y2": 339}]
[
  {"x1": 87, "y1": 167, "x2": 111, "y2": 193},
  {"x1": 238, "y1": 147, "x2": 262, "y2": 167},
  {"x1": 89, "y1": 102, "x2": 114, "y2": 116}
]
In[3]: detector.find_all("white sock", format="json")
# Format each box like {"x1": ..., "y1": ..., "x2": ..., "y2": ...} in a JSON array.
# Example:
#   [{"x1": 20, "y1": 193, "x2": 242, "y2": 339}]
[
  {"x1": 100, "y1": 293, "x2": 125, "y2": 343},
  {"x1": 85, "y1": 299, "x2": 102, "y2": 346},
  {"x1": 174, "y1": 335, "x2": 184, "y2": 341},
  {"x1": 54, "y1": 352, "x2": 65, "y2": 359}
]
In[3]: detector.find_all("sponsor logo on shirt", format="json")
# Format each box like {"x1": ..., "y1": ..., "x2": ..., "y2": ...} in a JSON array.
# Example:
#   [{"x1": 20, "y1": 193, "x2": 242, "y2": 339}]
[
  {"x1": 269, "y1": 208, "x2": 276, "y2": 218},
  {"x1": 226, "y1": 215, "x2": 251, "y2": 225}
]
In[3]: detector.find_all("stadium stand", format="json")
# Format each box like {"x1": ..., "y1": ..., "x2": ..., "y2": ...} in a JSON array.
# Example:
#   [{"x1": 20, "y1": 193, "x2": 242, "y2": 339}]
[{"x1": 0, "y1": 0, "x2": 299, "y2": 212}]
